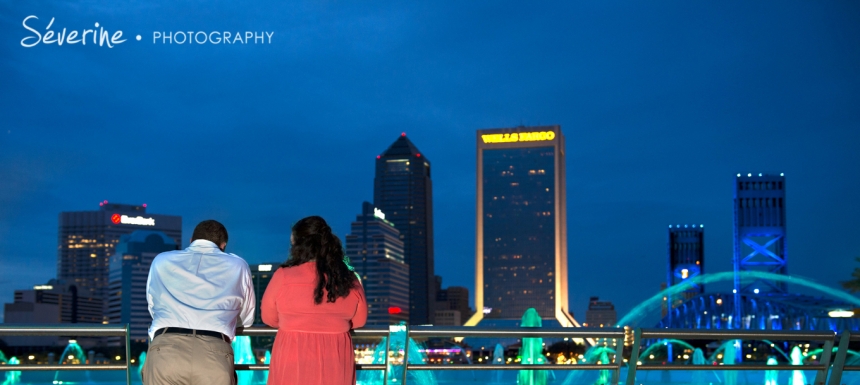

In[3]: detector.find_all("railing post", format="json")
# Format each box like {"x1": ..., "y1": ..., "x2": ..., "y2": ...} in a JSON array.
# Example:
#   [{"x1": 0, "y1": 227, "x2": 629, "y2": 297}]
[
  {"x1": 625, "y1": 328, "x2": 643, "y2": 385},
  {"x1": 614, "y1": 335, "x2": 625, "y2": 385},
  {"x1": 383, "y1": 326, "x2": 392, "y2": 385},
  {"x1": 813, "y1": 334, "x2": 835, "y2": 385},
  {"x1": 125, "y1": 323, "x2": 132, "y2": 385},
  {"x1": 401, "y1": 324, "x2": 410, "y2": 385},
  {"x1": 828, "y1": 331, "x2": 851, "y2": 385}
]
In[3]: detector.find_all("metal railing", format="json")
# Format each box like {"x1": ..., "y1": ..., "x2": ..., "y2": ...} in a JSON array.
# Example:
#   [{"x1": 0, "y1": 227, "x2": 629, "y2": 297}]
[
  {"x1": 0, "y1": 324, "x2": 132, "y2": 384},
  {"x1": 626, "y1": 328, "x2": 836, "y2": 385},
  {"x1": 0, "y1": 324, "x2": 854, "y2": 385},
  {"x1": 237, "y1": 325, "x2": 626, "y2": 385},
  {"x1": 828, "y1": 331, "x2": 859, "y2": 385}
]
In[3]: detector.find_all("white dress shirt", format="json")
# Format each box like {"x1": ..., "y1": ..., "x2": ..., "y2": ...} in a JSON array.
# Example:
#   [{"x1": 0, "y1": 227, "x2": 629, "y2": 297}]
[{"x1": 147, "y1": 239, "x2": 255, "y2": 341}]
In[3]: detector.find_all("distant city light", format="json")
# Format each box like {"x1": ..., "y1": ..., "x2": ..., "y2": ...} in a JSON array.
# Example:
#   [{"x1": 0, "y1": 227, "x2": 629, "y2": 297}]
[
  {"x1": 754, "y1": 289, "x2": 760, "y2": 294},
  {"x1": 748, "y1": 173, "x2": 752, "y2": 177},
  {"x1": 142, "y1": 203, "x2": 147, "y2": 208},
  {"x1": 483, "y1": 307, "x2": 493, "y2": 314},
  {"x1": 401, "y1": 132, "x2": 406, "y2": 137},
  {"x1": 376, "y1": 155, "x2": 381, "y2": 159},
  {"x1": 388, "y1": 306, "x2": 402, "y2": 314},
  {"x1": 733, "y1": 289, "x2": 737, "y2": 293},
  {"x1": 104, "y1": 200, "x2": 108, "y2": 204},
  {"x1": 829, "y1": 310, "x2": 855, "y2": 318},
  {"x1": 700, "y1": 224, "x2": 704, "y2": 228},
  {"x1": 758, "y1": 173, "x2": 762, "y2": 177},
  {"x1": 737, "y1": 173, "x2": 741, "y2": 177},
  {"x1": 716, "y1": 298, "x2": 723, "y2": 305},
  {"x1": 780, "y1": 173, "x2": 784, "y2": 176},
  {"x1": 416, "y1": 153, "x2": 421, "y2": 157},
  {"x1": 258, "y1": 264, "x2": 272, "y2": 272},
  {"x1": 34, "y1": 285, "x2": 53, "y2": 290},
  {"x1": 681, "y1": 269, "x2": 689, "y2": 279},
  {"x1": 68, "y1": 339, "x2": 76, "y2": 344}
]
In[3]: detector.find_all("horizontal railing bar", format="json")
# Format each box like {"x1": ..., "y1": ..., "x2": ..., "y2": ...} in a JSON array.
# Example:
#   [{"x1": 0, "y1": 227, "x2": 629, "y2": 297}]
[
  {"x1": 635, "y1": 364, "x2": 827, "y2": 371},
  {"x1": 0, "y1": 364, "x2": 128, "y2": 371},
  {"x1": 233, "y1": 364, "x2": 386, "y2": 371},
  {"x1": 0, "y1": 325, "x2": 128, "y2": 337},
  {"x1": 841, "y1": 366, "x2": 860, "y2": 371},
  {"x1": 639, "y1": 328, "x2": 835, "y2": 341},
  {"x1": 409, "y1": 326, "x2": 625, "y2": 338},
  {"x1": 237, "y1": 326, "x2": 389, "y2": 337},
  {"x1": 407, "y1": 364, "x2": 619, "y2": 370}
]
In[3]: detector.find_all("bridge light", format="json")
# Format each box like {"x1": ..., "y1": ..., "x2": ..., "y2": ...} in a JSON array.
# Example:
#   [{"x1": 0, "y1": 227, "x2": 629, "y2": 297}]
[{"x1": 829, "y1": 310, "x2": 854, "y2": 318}]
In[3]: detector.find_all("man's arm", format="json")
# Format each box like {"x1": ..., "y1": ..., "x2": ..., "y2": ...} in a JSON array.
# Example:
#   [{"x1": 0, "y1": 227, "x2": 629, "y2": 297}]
[{"x1": 238, "y1": 264, "x2": 256, "y2": 328}]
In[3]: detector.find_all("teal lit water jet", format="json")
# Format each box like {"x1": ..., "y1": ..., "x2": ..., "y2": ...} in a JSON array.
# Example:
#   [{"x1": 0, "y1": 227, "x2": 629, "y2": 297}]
[
  {"x1": 137, "y1": 351, "x2": 146, "y2": 379},
  {"x1": 616, "y1": 271, "x2": 860, "y2": 327},
  {"x1": 764, "y1": 355, "x2": 778, "y2": 385},
  {"x1": 761, "y1": 340, "x2": 791, "y2": 361},
  {"x1": 3, "y1": 356, "x2": 21, "y2": 385},
  {"x1": 517, "y1": 308, "x2": 547, "y2": 385},
  {"x1": 722, "y1": 340, "x2": 737, "y2": 385},
  {"x1": 790, "y1": 346, "x2": 806, "y2": 385},
  {"x1": 53, "y1": 340, "x2": 89, "y2": 384},
  {"x1": 690, "y1": 348, "x2": 707, "y2": 385},
  {"x1": 231, "y1": 336, "x2": 256, "y2": 385},
  {"x1": 357, "y1": 323, "x2": 436, "y2": 385},
  {"x1": 492, "y1": 344, "x2": 505, "y2": 384}
]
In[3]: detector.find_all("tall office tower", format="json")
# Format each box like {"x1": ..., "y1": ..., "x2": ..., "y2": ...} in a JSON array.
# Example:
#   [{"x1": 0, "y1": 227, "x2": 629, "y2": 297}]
[
  {"x1": 345, "y1": 202, "x2": 410, "y2": 325},
  {"x1": 107, "y1": 231, "x2": 178, "y2": 344},
  {"x1": 585, "y1": 297, "x2": 617, "y2": 328},
  {"x1": 58, "y1": 202, "x2": 182, "y2": 303},
  {"x1": 374, "y1": 134, "x2": 435, "y2": 324},
  {"x1": 667, "y1": 224, "x2": 705, "y2": 306},
  {"x1": 733, "y1": 174, "x2": 787, "y2": 294},
  {"x1": 467, "y1": 126, "x2": 575, "y2": 327}
]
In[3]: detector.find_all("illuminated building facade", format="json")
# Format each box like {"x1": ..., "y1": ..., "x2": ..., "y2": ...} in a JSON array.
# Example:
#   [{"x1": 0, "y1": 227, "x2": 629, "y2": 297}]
[
  {"x1": 467, "y1": 126, "x2": 575, "y2": 327},
  {"x1": 107, "y1": 231, "x2": 178, "y2": 344},
  {"x1": 585, "y1": 297, "x2": 617, "y2": 328},
  {"x1": 374, "y1": 134, "x2": 435, "y2": 324},
  {"x1": 435, "y1": 276, "x2": 472, "y2": 324},
  {"x1": 345, "y1": 202, "x2": 410, "y2": 325},
  {"x1": 58, "y1": 202, "x2": 182, "y2": 303},
  {"x1": 2, "y1": 279, "x2": 103, "y2": 346},
  {"x1": 250, "y1": 262, "x2": 281, "y2": 325},
  {"x1": 667, "y1": 224, "x2": 704, "y2": 310}
]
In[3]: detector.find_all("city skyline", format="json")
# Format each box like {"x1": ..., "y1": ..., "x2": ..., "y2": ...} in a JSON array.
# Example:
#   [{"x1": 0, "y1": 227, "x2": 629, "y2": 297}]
[{"x1": 2, "y1": 1, "x2": 860, "y2": 323}]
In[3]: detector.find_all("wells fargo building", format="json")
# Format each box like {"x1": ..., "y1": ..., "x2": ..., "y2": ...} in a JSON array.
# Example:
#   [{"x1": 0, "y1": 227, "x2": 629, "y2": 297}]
[{"x1": 466, "y1": 126, "x2": 576, "y2": 327}]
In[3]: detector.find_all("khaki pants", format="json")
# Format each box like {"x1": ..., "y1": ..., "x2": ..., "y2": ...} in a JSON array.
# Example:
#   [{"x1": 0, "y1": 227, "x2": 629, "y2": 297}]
[{"x1": 142, "y1": 332, "x2": 236, "y2": 385}]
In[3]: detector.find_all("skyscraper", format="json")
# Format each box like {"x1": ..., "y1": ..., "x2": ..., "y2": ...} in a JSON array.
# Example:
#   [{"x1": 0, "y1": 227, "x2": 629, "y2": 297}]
[
  {"x1": 585, "y1": 297, "x2": 617, "y2": 328},
  {"x1": 58, "y1": 202, "x2": 182, "y2": 303},
  {"x1": 107, "y1": 230, "x2": 178, "y2": 344},
  {"x1": 467, "y1": 126, "x2": 576, "y2": 327},
  {"x1": 667, "y1": 224, "x2": 705, "y2": 305},
  {"x1": 374, "y1": 134, "x2": 434, "y2": 324},
  {"x1": 345, "y1": 202, "x2": 410, "y2": 325}
]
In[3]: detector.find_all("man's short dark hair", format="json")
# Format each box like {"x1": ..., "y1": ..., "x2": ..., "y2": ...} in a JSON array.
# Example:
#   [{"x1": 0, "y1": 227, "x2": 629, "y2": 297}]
[{"x1": 191, "y1": 220, "x2": 228, "y2": 246}]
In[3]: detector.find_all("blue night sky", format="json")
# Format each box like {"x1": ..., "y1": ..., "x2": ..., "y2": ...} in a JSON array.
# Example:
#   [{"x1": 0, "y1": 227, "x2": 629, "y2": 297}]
[{"x1": 1, "y1": 1, "x2": 859, "y2": 324}]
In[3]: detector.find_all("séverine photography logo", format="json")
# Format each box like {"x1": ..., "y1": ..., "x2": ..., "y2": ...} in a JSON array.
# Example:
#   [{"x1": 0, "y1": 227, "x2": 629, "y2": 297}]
[{"x1": 20, "y1": 16, "x2": 274, "y2": 48}]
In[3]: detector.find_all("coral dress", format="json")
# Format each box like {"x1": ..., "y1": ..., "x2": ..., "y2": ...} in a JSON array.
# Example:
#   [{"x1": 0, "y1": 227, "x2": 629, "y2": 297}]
[{"x1": 261, "y1": 261, "x2": 367, "y2": 385}]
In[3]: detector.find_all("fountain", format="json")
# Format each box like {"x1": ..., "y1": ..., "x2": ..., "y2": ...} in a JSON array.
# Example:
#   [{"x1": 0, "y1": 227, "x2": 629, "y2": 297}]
[
  {"x1": 616, "y1": 271, "x2": 860, "y2": 327},
  {"x1": 492, "y1": 344, "x2": 505, "y2": 384},
  {"x1": 231, "y1": 336, "x2": 257, "y2": 385},
  {"x1": 3, "y1": 356, "x2": 21, "y2": 385},
  {"x1": 357, "y1": 323, "x2": 436, "y2": 385},
  {"x1": 138, "y1": 351, "x2": 147, "y2": 379},
  {"x1": 790, "y1": 346, "x2": 806, "y2": 385},
  {"x1": 689, "y1": 348, "x2": 707, "y2": 385},
  {"x1": 764, "y1": 355, "x2": 778, "y2": 385},
  {"x1": 639, "y1": 339, "x2": 696, "y2": 362},
  {"x1": 0, "y1": 351, "x2": 7, "y2": 364},
  {"x1": 517, "y1": 308, "x2": 547, "y2": 385},
  {"x1": 53, "y1": 340, "x2": 90, "y2": 384},
  {"x1": 722, "y1": 340, "x2": 737, "y2": 385}
]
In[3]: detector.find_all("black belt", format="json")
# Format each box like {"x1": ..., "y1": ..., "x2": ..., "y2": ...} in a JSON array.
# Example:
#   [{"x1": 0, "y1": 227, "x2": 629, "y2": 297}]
[{"x1": 155, "y1": 327, "x2": 230, "y2": 342}]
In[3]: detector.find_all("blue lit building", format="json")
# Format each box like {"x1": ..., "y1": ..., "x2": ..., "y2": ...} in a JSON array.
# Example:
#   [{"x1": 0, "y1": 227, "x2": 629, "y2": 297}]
[
  {"x1": 467, "y1": 126, "x2": 575, "y2": 327},
  {"x1": 345, "y1": 202, "x2": 410, "y2": 325},
  {"x1": 107, "y1": 230, "x2": 178, "y2": 344},
  {"x1": 667, "y1": 224, "x2": 704, "y2": 307},
  {"x1": 374, "y1": 134, "x2": 434, "y2": 325}
]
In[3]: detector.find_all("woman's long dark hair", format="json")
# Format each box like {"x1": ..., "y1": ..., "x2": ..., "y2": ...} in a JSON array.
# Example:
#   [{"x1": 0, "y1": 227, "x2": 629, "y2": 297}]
[{"x1": 281, "y1": 216, "x2": 357, "y2": 304}]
